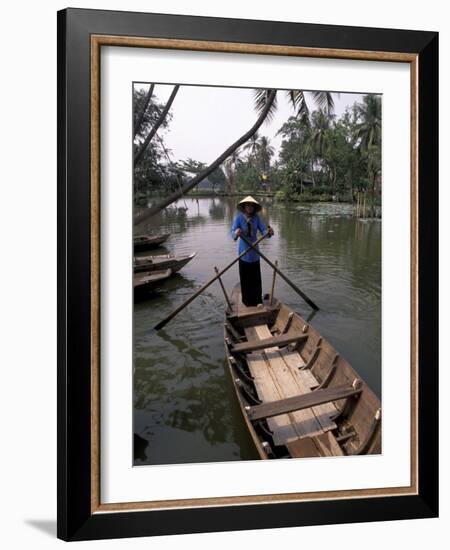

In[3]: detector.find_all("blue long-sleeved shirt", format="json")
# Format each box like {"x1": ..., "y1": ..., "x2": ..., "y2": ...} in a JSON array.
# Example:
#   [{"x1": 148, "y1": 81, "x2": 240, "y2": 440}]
[{"x1": 231, "y1": 212, "x2": 268, "y2": 263}]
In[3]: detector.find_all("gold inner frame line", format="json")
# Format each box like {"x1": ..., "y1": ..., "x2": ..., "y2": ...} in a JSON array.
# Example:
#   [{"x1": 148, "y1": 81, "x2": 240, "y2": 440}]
[{"x1": 90, "y1": 34, "x2": 419, "y2": 514}]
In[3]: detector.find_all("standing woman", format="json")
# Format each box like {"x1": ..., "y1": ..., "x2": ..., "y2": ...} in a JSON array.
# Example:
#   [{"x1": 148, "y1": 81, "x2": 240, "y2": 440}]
[{"x1": 231, "y1": 196, "x2": 274, "y2": 307}]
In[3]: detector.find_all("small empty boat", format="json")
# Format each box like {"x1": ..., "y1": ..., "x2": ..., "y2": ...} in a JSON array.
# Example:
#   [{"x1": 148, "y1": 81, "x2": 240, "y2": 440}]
[
  {"x1": 134, "y1": 233, "x2": 171, "y2": 252},
  {"x1": 134, "y1": 269, "x2": 172, "y2": 295},
  {"x1": 134, "y1": 252, "x2": 196, "y2": 274},
  {"x1": 224, "y1": 285, "x2": 381, "y2": 460}
]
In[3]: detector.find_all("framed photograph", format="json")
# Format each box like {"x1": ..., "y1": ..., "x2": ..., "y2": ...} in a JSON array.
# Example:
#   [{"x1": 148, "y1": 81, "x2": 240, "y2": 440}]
[{"x1": 57, "y1": 8, "x2": 438, "y2": 541}]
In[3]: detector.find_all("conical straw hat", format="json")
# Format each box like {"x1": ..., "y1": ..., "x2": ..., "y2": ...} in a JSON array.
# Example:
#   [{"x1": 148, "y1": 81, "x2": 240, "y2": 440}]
[{"x1": 237, "y1": 195, "x2": 261, "y2": 212}]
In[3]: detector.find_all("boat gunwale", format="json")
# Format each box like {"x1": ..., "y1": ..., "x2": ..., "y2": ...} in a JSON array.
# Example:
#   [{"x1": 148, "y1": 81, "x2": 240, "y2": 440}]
[
  {"x1": 134, "y1": 252, "x2": 197, "y2": 273},
  {"x1": 134, "y1": 268, "x2": 172, "y2": 288},
  {"x1": 224, "y1": 288, "x2": 381, "y2": 459},
  {"x1": 224, "y1": 330, "x2": 269, "y2": 461}
]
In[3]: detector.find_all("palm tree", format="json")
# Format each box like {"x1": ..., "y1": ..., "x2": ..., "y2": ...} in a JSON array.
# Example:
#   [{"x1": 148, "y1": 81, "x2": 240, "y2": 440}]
[
  {"x1": 355, "y1": 95, "x2": 382, "y2": 215},
  {"x1": 243, "y1": 133, "x2": 274, "y2": 173},
  {"x1": 221, "y1": 150, "x2": 242, "y2": 194},
  {"x1": 311, "y1": 110, "x2": 334, "y2": 156},
  {"x1": 304, "y1": 139, "x2": 317, "y2": 187},
  {"x1": 135, "y1": 88, "x2": 335, "y2": 225},
  {"x1": 355, "y1": 95, "x2": 381, "y2": 151},
  {"x1": 275, "y1": 91, "x2": 336, "y2": 188},
  {"x1": 277, "y1": 114, "x2": 316, "y2": 186},
  {"x1": 310, "y1": 109, "x2": 337, "y2": 186},
  {"x1": 243, "y1": 131, "x2": 261, "y2": 157},
  {"x1": 258, "y1": 136, "x2": 275, "y2": 173}
]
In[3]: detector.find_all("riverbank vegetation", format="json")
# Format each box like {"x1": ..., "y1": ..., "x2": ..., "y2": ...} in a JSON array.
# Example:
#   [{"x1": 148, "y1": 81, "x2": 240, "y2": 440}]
[{"x1": 133, "y1": 85, "x2": 381, "y2": 223}]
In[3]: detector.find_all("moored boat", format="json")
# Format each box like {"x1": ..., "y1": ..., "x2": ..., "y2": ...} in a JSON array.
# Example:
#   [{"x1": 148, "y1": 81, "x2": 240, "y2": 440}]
[
  {"x1": 224, "y1": 285, "x2": 381, "y2": 460},
  {"x1": 134, "y1": 233, "x2": 171, "y2": 252},
  {"x1": 134, "y1": 252, "x2": 196, "y2": 274},
  {"x1": 134, "y1": 269, "x2": 172, "y2": 296}
]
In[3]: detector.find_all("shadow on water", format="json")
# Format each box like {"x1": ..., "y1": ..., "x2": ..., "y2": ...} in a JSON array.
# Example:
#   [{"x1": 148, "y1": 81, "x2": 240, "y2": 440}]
[{"x1": 133, "y1": 197, "x2": 381, "y2": 466}]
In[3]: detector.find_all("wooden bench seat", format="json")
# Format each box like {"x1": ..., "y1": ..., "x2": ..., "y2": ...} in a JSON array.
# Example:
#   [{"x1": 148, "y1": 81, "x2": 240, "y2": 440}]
[
  {"x1": 231, "y1": 333, "x2": 307, "y2": 354},
  {"x1": 227, "y1": 306, "x2": 279, "y2": 328},
  {"x1": 246, "y1": 384, "x2": 362, "y2": 421},
  {"x1": 242, "y1": 323, "x2": 338, "y2": 446}
]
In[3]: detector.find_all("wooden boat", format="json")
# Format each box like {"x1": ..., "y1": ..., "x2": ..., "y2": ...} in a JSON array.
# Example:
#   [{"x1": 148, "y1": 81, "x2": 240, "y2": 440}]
[
  {"x1": 134, "y1": 252, "x2": 196, "y2": 274},
  {"x1": 133, "y1": 269, "x2": 172, "y2": 294},
  {"x1": 224, "y1": 285, "x2": 381, "y2": 459},
  {"x1": 134, "y1": 233, "x2": 171, "y2": 252}
]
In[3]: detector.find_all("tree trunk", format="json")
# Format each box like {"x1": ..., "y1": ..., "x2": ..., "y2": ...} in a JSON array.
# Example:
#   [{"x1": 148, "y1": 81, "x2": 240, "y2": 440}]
[
  {"x1": 134, "y1": 89, "x2": 277, "y2": 225},
  {"x1": 371, "y1": 171, "x2": 376, "y2": 217},
  {"x1": 229, "y1": 170, "x2": 235, "y2": 194},
  {"x1": 310, "y1": 160, "x2": 316, "y2": 187},
  {"x1": 134, "y1": 84, "x2": 180, "y2": 166},
  {"x1": 133, "y1": 83, "x2": 155, "y2": 139}
]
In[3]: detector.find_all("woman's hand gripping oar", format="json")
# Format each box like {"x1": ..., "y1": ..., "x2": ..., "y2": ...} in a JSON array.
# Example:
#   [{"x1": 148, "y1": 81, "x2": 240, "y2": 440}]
[
  {"x1": 238, "y1": 233, "x2": 319, "y2": 311},
  {"x1": 153, "y1": 232, "x2": 270, "y2": 331}
]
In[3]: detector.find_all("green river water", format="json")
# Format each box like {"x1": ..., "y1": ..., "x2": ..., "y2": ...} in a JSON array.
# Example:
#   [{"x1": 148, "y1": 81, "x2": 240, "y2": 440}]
[{"x1": 133, "y1": 197, "x2": 381, "y2": 466}]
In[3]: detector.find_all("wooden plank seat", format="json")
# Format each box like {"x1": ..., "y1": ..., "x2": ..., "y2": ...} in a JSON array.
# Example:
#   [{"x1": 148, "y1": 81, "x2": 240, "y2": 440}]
[
  {"x1": 231, "y1": 333, "x2": 307, "y2": 354},
  {"x1": 242, "y1": 324, "x2": 337, "y2": 446},
  {"x1": 250, "y1": 324, "x2": 336, "y2": 433},
  {"x1": 278, "y1": 349, "x2": 337, "y2": 426},
  {"x1": 244, "y1": 326, "x2": 324, "y2": 444},
  {"x1": 226, "y1": 306, "x2": 279, "y2": 328},
  {"x1": 227, "y1": 304, "x2": 279, "y2": 319},
  {"x1": 246, "y1": 384, "x2": 363, "y2": 421}
]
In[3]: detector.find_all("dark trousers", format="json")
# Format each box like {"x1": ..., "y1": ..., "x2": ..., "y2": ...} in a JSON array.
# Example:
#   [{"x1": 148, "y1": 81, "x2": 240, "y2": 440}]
[{"x1": 239, "y1": 259, "x2": 262, "y2": 307}]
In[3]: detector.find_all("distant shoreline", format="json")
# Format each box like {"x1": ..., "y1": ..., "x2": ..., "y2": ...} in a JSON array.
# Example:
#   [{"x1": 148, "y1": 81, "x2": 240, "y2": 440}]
[
  {"x1": 135, "y1": 193, "x2": 382, "y2": 219},
  {"x1": 141, "y1": 191, "x2": 356, "y2": 204}
]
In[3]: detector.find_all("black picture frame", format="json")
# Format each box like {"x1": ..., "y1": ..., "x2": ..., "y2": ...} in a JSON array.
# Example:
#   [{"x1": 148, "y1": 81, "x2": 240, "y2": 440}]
[{"x1": 57, "y1": 7, "x2": 438, "y2": 541}]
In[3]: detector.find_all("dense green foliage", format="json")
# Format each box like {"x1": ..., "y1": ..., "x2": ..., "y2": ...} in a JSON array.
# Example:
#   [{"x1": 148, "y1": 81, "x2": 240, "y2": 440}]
[
  {"x1": 133, "y1": 88, "x2": 179, "y2": 201},
  {"x1": 133, "y1": 86, "x2": 381, "y2": 206},
  {"x1": 274, "y1": 95, "x2": 381, "y2": 202}
]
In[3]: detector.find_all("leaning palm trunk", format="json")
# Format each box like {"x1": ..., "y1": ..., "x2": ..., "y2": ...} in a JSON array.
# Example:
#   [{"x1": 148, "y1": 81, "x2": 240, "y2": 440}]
[
  {"x1": 134, "y1": 84, "x2": 180, "y2": 166},
  {"x1": 134, "y1": 89, "x2": 277, "y2": 225}
]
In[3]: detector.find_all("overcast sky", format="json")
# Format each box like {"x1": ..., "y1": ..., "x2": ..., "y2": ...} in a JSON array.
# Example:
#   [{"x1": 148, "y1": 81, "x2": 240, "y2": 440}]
[{"x1": 134, "y1": 83, "x2": 366, "y2": 165}]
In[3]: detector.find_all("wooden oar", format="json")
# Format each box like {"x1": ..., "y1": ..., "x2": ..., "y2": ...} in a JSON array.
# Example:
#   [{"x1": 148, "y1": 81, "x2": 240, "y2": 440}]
[
  {"x1": 154, "y1": 233, "x2": 269, "y2": 330},
  {"x1": 239, "y1": 233, "x2": 319, "y2": 311}
]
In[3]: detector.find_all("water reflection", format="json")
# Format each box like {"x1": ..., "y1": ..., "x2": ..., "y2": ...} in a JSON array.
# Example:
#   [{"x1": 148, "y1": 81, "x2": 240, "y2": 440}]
[{"x1": 133, "y1": 197, "x2": 381, "y2": 465}]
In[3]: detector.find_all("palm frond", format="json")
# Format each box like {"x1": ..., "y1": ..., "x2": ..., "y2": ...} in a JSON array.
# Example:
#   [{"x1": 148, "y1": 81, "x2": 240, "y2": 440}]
[
  {"x1": 243, "y1": 131, "x2": 260, "y2": 151},
  {"x1": 285, "y1": 90, "x2": 311, "y2": 125},
  {"x1": 253, "y1": 89, "x2": 278, "y2": 122},
  {"x1": 310, "y1": 91, "x2": 336, "y2": 115}
]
